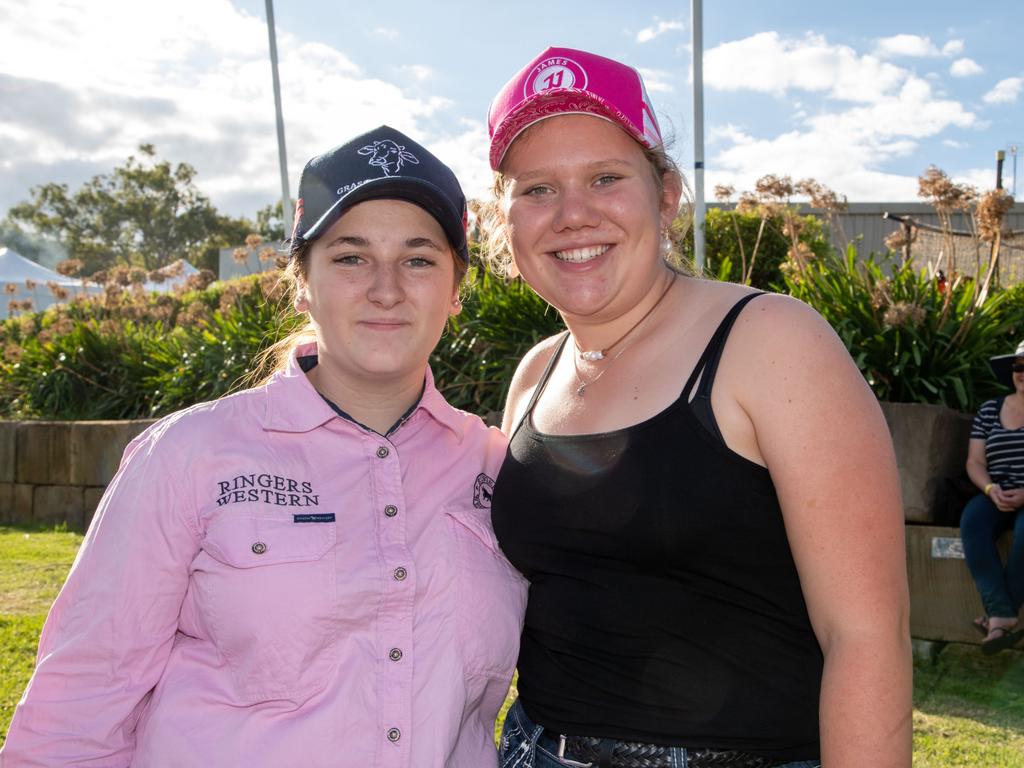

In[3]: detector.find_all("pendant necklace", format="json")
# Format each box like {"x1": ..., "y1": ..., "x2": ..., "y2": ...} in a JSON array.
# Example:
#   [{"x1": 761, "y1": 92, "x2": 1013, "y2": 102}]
[{"x1": 571, "y1": 273, "x2": 677, "y2": 398}]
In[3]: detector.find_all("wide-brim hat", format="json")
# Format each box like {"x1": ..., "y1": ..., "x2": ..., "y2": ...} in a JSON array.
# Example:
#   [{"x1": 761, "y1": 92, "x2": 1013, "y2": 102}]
[
  {"x1": 291, "y1": 125, "x2": 468, "y2": 264},
  {"x1": 989, "y1": 340, "x2": 1024, "y2": 389}
]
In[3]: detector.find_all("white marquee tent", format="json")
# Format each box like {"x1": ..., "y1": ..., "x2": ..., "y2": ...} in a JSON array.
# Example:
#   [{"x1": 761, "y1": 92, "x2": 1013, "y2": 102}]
[
  {"x1": 0, "y1": 246, "x2": 97, "y2": 313},
  {"x1": 1, "y1": 247, "x2": 201, "y2": 315}
]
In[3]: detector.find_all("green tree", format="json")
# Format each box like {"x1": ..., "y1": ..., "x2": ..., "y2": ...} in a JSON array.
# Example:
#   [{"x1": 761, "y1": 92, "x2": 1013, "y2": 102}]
[
  {"x1": 255, "y1": 199, "x2": 294, "y2": 242},
  {"x1": 5, "y1": 145, "x2": 254, "y2": 275}
]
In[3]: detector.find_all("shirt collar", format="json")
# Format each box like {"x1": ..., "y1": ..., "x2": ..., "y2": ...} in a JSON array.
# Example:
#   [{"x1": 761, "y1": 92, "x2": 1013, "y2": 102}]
[{"x1": 261, "y1": 341, "x2": 465, "y2": 441}]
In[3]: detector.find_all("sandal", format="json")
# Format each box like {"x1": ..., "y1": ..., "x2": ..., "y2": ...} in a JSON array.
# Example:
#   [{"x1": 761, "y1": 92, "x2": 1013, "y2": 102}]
[{"x1": 981, "y1": 624, "x2": 1024, "y2": 655}]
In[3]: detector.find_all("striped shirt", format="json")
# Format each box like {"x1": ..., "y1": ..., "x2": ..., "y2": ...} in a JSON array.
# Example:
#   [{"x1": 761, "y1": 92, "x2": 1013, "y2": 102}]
[{"x1": 971, "y1": 397, "x2": 1024, "y2": 489}]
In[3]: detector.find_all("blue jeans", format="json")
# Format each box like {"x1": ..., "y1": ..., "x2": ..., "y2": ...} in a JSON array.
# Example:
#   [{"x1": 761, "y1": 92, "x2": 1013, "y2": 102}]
[
  {"x1": 960, "y1": 493, "x2": 1024, "y2": 619},
  {"x1": 499, "y1": 699, "x2": 820, "y2": 768}
]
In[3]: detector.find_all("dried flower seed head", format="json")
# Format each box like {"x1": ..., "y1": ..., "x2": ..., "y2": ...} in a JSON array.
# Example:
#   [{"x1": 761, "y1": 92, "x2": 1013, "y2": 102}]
[
  {"x1": 258, "y1": 246, "x2": 277, "y2": 263},
  {"x1": 148, "y1": 270, "x2": 167, "y2": 284},
  {"x1": 976, "y1": 189, "x2": 1015, "y2": 244},
  {"x1": 714, "y1": 184, "x2": 735, "y2": 202},
  {"x1": 245, "y1": 233, "x2": 264, "y2": 249},
  {"x1": 884, "y1": 227, "x2": 918, "y2": 252},
  {"x1": 755, "y1": 174, "x2": 794, "y2": 201},
  {"x1": 24, "y1": 278, "x2": 36, "y2": 290},
  {"x1": 232, "y1": 247, "x2": 249, "y2": 264},
  {"x1": 4, "y1": 283, "x2": 16, "y2": 295},
  {"x1": 165, "y1": 260, "x2": 186, "y2": 277},
  {"x1": 735, "y1": 193, "x2": 759, "y2": 214},
  {"x1": 55, "y1": 258, "x2": 84, "y2": 277},
  {"x1": 18, "y1": 299, "x2": 33, "y2": 311},
  {"x1": 795, "y1": 178, "x2": 847, "y2": 213},
  {"x1": 882, "y1": 301, "x2": 926, "y2": 328},
  {"x1": 917, "y1": 165, "x2": 977, "y2": 213},
  {"x1": 52, "y1": 286, "x2": 70, "y2": 300}
]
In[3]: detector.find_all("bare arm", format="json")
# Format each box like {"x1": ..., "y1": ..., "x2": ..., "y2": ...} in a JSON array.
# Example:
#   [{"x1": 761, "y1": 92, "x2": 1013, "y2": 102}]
[
  {"x1": 966, "y1": 437, "x2": 1017, "y2": 511},
  {"x1": 727, "y1": 296, "x2": 911, "y2": 767}
]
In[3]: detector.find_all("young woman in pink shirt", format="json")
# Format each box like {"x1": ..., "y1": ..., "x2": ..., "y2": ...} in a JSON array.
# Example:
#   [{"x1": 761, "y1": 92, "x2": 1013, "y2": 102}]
[{"x1": 2, "y1": 126, "x2": 526, "y2": 767}]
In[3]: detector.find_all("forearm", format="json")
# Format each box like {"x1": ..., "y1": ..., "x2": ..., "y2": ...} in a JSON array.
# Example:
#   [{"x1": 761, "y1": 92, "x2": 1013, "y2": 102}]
[
  {"x1": 966, "y1": 459, "x2": 993, "y2": 493},
  {"x1": 818, "y1": 630, "x2": 913, "y2": 767}
]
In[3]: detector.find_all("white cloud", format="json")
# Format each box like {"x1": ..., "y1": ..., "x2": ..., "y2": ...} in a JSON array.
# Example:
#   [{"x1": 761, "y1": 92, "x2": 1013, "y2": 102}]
[
  {"x1": 401, "y1": 64, "x2": 434, "y2": 82},
  {"x1": 950, "y1": 58, "x2": 983, "y2": 77},
  {"x1": 636, "y1": 19, "x2": 684, "y2": 44},
  {"x1": 0, "y1": 0, "x2": 473, "y2": 217},
  {"x1": 874, "y1": 34, "x2": 963, "y2": 59},
  {"x1": 703, "y1": 35, "x2": 977, "y2": 201},
  {"x1": 705, "y1": 32, "x2": 911, "y2": 103},
  {"x1": 941, "y1": 39, "x2": 965, "y2": 56},
  {"x1": 370, "y1": 27, "x2": 399, "y2": 40},
  {"x1": 637, "y1": 68, "x2": 674, "y2": 93},
  {"x1": 983, "y1": 77, "x2": 1023, "y2": 104},
  {"x1": 942, "y1": 139, "x2": 967, "y2": 149}
]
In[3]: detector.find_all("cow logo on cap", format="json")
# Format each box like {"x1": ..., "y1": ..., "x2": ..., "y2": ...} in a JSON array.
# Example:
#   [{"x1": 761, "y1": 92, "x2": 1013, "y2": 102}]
[
  {"x1": 525, "y1": 56, "x2": 588, "y2": 98},
  {"x1": 357, "y1": 138, "x2": 420, "y2": 177}
]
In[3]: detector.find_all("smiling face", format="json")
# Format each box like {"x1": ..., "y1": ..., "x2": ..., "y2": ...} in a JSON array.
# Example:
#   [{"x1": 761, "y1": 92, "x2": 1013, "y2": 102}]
[
  {"x1": 499, "y1": 114, "x2": 681, "y2": 323},
  {"x1": 1014, "y1": 357, "x2": 1024, "y2": 393},
  {"x1": 296, "y1": 198, "x2": 460, "y2": 391}
]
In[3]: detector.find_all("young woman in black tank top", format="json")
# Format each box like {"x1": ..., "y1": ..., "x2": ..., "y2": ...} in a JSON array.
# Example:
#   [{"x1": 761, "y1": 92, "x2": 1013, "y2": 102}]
[{"x1": 480, "y1": 47, "x2": 911, "y2": 768}]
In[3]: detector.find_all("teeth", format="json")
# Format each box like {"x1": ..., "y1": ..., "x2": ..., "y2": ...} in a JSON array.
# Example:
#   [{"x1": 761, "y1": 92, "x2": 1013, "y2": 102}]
[{"x1": 554, "y1": 245, "x2": 609, "y2": 262}]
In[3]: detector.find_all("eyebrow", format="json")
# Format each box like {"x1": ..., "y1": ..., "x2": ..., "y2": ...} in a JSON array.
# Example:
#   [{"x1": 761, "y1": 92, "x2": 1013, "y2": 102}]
[
  {"x1": 323, "y1": 235, "x2": 445, "y2": 251},
  {"x1": 511, "y1": 158, "x2": 632, "y2": 184}
]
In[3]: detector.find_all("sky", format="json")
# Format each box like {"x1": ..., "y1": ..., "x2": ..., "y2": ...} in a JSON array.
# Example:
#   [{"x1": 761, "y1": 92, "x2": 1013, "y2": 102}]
[{"x1": 0, "y1": 0, "x2": 1021, "y2": 225}]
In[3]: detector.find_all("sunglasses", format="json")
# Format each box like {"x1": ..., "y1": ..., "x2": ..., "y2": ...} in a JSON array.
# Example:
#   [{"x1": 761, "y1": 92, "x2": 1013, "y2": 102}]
[{"x1": 1013, "y1": 364, "x2": 1024, "y2": 373}]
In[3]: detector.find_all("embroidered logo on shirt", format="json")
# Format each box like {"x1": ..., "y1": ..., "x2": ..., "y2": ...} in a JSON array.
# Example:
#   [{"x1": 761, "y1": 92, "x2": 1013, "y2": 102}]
[
  {"x1": 473, "y1": 473, "x2": 495, "y2": 509},
  {"x1": 294, "y1": 513, "x2": 335, "y2": 523},
  {"x1": 215, "y1": 473, "x2": 320, "y2": 508}
]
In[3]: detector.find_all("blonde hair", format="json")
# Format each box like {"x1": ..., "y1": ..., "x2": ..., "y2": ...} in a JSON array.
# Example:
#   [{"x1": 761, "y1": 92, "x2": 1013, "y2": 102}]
[{"x1": 476, "y1": 137, "x2": 694, "y2": 277}]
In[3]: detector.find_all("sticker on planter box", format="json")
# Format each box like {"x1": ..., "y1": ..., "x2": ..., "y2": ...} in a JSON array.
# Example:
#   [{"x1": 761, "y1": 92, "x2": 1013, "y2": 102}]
[{"x1": 931, "y1": 537, "x2": 965, "y2": 559}]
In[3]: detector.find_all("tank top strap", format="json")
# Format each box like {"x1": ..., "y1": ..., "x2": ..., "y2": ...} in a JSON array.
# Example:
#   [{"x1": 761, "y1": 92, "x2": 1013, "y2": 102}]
[
  {"x1": 509, "y1": 331, "x2": 571, "y2": 442},
  {"x1": 682, "y1": 292, "x2": 764, "y2": 400}
]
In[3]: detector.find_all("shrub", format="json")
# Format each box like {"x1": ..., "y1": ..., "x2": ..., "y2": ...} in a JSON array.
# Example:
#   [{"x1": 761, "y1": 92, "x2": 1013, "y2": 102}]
[{"x1": 785, "y1": 248, "x2": 1015, "y2": 412}]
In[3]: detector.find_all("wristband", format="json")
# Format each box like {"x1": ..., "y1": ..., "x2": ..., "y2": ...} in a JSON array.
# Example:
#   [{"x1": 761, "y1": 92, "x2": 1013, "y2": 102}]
[{"x1": 984, "y1": 482, "x2": 994, "y2": 496}]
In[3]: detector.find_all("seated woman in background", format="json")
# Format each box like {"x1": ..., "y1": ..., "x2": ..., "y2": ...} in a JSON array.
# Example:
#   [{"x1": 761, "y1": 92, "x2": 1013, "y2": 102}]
[
  {"x1": 963, "y1": 340, "x2": 1024, "y2": 654},
  {"x1": 1, "y1": 126, "x2": 526, "y2": 767}
]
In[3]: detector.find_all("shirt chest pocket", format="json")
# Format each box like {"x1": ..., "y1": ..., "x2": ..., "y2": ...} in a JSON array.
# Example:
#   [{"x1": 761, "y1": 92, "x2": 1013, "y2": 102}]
[
  {"x1": 196, "y1": 513, "x2": 339, "y2": 702},
  {"x1": 445, "y1": 503, "x2": 528, "y2": 680}
]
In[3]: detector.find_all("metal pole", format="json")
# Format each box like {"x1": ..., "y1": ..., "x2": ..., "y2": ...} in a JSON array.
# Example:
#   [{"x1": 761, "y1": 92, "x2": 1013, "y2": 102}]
[
  {"x1": 265, "y1": 0, "x2": 293, "y2": 240},
  {"x1": 691, "y1": 0, "x2": 706, "y2": 271}
]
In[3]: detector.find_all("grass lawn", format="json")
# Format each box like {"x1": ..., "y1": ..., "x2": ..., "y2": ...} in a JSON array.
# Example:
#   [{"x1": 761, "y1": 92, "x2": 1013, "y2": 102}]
[{"x1": 2, "y1": 524, "x2": 1023, "y2": 765}]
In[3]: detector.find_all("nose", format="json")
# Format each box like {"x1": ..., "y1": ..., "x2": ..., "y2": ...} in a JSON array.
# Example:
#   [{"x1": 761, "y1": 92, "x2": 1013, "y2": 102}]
[
  {"x1": 552, "y1": 185, "x2": 600, "y2": 232},
  {"x1": 366, "y1": 264, "x2": 405, "y2": 308}
]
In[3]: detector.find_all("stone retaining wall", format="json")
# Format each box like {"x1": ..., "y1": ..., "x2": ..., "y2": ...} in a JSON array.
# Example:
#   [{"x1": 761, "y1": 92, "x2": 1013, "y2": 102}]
[{"x1": 0, "y1": 420, "x2": 156, "y2": 531}]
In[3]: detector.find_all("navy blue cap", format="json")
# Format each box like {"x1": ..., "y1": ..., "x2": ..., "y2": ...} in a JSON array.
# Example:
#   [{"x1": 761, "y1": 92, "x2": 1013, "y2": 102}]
[{"x1": 291, "y1": 125, "x2": 469, "y2": 263}]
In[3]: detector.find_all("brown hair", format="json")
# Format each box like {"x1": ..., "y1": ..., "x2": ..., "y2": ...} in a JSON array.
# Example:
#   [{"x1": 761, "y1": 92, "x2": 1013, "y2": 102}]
[
  {"x1": 252, "y1": 229, "x2": 470, "y2": 384},
  {"x1": 476, "y1": 135, "x2": 694, "y2": 277}
]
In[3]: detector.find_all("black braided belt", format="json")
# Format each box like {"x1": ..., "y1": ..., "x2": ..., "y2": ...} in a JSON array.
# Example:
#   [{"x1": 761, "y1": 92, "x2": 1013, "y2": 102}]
[{"x1": 561, "y1": 735, "x2": 782, "y2": 768}]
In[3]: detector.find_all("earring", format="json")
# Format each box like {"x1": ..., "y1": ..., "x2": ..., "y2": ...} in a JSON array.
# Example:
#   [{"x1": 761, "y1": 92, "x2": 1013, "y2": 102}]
[{"x1": 660, "y1": 229, "x2": 673, "y2": 258}]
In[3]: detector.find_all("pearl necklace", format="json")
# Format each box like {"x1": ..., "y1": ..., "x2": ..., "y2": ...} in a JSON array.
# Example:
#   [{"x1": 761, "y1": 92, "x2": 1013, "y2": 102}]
[{"x1": 571, "y1": 273, "x2": 677, "y2": 397}]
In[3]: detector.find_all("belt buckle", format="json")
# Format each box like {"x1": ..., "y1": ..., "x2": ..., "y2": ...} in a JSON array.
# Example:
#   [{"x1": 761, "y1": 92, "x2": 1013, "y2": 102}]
[{"x1": 556, "y1": 734, "x2": 595, "y2": 768}]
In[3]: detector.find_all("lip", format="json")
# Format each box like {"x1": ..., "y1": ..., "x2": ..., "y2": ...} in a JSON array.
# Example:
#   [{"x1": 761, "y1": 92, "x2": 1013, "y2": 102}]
[
  {"x1": 359, "y1": 319, "x2": 411, "y2": 330},
  {"x1": 550, "y1": 243, "x2": 613, "y2": 264}
]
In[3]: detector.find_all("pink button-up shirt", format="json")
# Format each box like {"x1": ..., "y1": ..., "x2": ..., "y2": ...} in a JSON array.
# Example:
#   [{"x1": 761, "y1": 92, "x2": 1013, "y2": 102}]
[{"x1": 1, "y1": 345, "x2": 527, "y2": 767}]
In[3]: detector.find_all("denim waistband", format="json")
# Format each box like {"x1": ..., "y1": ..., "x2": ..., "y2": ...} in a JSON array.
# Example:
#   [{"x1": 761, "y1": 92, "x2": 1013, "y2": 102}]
[{"x1": 500, "y1": 700, "x2": 819, "y2": 768}]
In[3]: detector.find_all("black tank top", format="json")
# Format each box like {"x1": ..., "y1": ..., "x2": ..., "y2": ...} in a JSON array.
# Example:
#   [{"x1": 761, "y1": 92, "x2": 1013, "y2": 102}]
[{"x1": 491, "y1": 294, "x2": 822, "y2": 761}]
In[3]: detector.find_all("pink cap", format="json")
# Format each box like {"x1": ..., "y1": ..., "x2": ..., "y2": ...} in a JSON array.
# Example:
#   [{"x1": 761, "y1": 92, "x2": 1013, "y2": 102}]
[{"x1": 487, "y1": 46, "x2": 663, "y2": 170}]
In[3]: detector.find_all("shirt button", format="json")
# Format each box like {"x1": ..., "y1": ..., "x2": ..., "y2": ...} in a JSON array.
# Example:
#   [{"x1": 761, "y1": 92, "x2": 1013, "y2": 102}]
[
  {"x1": 376, "y1": 446, "x2": 390, "y2": 459},
  {"x1": 386, "y1": 727, "x2": 401, "y2": 743},
  {"x1": 384, "y1": 504, "x2": 398, "y2": 517},
  {"x1": 251, "y1": 541, "x2": 267, "y2": 555},
  {"x1": 393, "y1": 566, "x2": 408, "y2": 581},
  {"x1": 389, "y1": 647, "x2": 403, "y2": 662}
]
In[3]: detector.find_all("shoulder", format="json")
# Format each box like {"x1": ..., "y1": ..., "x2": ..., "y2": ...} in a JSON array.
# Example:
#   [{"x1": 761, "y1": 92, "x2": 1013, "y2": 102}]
[
  {"x1": 727, "y1": 291, "x2": 845, "y2": 364},
  {"x1": 501, "y1": 331, "x2": 568, "y2": 432},
  {"x1": 128, "y1": 384, "x2": 267, "y2": 462}
]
